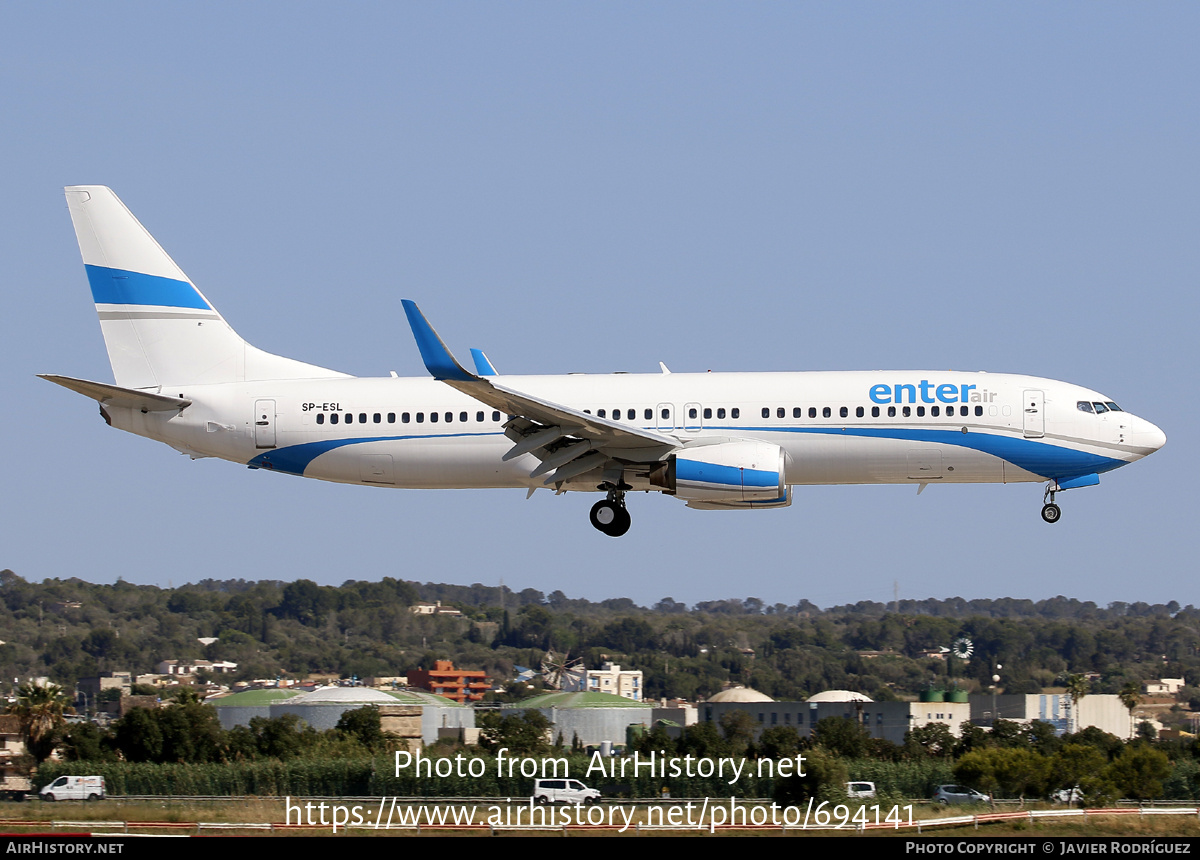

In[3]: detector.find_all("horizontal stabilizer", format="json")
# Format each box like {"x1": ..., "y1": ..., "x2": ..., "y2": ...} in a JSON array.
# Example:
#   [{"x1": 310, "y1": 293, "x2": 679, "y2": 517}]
[{"x1": 38, "y1": 374, "x2": 191, "y2": 412}]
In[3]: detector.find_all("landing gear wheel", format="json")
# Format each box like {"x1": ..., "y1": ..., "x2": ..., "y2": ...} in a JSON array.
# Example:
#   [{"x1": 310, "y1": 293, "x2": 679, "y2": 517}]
[
  {"x1": 1041, "y1": 503, "x2": 1061, "y2": 524},
  {"x1": 589, "y1": 498, "x2": 631, "y2": 537}
]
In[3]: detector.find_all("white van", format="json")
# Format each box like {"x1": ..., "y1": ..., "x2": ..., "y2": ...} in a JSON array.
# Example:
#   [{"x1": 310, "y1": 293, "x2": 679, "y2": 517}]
[
  {"x1": 39, "y1": 776, "x2": 106, "y2": 802},
  {"x1": 532, "y1": 778, "x2": 601, "y2": 805},
  {"x1": 846, "y1": 781, "x2": 876, "y2": 799}
]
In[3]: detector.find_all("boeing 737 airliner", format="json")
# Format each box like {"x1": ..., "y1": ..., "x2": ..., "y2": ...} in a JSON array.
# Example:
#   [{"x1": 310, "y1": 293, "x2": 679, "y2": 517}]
[{"x1": 43, "y1": 187, "x2": 1166, "y2": 536}]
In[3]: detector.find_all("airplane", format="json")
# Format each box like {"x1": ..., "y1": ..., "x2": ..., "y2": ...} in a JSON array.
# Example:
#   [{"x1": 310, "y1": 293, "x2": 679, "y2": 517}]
[{"x1": 43, "y1": 186, "x2": 1167, "y2": 537}]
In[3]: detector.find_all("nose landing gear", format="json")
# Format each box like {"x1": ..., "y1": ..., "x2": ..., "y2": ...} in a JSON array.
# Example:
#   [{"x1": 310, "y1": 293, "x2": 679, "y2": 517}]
[
  {"x1": 590, "y1": 483, "x2": 631, "y2": 537},
  {"x1": 1041, "y1": 485, "x2": 1062, "y2": 524}
]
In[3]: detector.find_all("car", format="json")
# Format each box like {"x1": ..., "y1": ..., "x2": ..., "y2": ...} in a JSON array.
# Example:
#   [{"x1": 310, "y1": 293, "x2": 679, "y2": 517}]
[
  {"x1": 39, "y1": 776, "x2": 106, "y2": 802},
  {"x1": 1051, "y1": 786, "x2": 1083, "y2": 804},
  {"x1": 933, "y1": 784, "x2": 990, "y2": 805},
  {"x1": 532, "y1": 778, "x2": 601, "y2": 805},
  {"x1": 846, "y1": 781, "x2": 877, "y2": 799}
]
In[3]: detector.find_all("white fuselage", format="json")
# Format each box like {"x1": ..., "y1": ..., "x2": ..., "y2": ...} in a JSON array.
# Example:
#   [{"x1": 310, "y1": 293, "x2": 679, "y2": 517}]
[{"x1": 103, "y1": 369, "x2": 1163, "y2": 493}]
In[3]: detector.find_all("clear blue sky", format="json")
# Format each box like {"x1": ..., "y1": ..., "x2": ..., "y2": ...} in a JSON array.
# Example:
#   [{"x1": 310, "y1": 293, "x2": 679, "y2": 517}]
[{"x1": 3, "y1": 4, "x2": 1196, "y2": 609}]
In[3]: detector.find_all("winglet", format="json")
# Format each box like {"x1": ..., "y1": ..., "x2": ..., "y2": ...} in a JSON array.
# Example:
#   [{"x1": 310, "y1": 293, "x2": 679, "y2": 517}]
[
  {"x1": 401, "y1": 300, "x2": 476, "y2": 382},
  {"x1": 470, "y1": 349, "x2": 498, "y2": 376}
]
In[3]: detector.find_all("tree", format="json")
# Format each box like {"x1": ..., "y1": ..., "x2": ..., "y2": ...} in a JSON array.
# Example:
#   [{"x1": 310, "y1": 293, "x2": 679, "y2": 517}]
[
  {"x1": 773, "y1": 748, "x2": 847, "y2": 806},
  {"x1": 336, "y1": 706, "x2": 385, "y2": 750},
  {"x1": 8, "y1": 681, "x2": 69, "y2": 763},
  {"x1": 477, "y1": 709, "x2": 551, "y2": 756},
  {"x1": 811, "y1": 716, "x2": 871, "y2": 759},
  {"x1": 718, "y1": 710, "x2": 757, "y2": 757},
  {"x1": 1065, "y1": 674, "x2": 1089, "y2": 734},
  {"x1": 1107, "y1": 746, "x2": 1171, "y2": 801},
  {"x1": 1118, "y1": 681, "x2": 1141, "y2": 739}
]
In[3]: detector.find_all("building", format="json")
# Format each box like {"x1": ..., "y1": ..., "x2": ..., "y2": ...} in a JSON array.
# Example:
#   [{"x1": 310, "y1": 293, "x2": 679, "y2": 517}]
[
  {"x1": 699, "y1": 689, "x2": 972, "y2": 746},
  {"x1": 513, "y1": 690, "x2": 655, "y2": 747},
  {"x1": 1145, "y1": 678, "x2": 1185, "y2": 697},
  {"x1": 266, "y1": 686, "x2": 473, "y2": 746},
  {"x1": 409, "y1": 602, "x2": 463, "y2": 617},
  {"x1": 969, "y1": 693, "x2": 1132, "y2": 739},
  {"x1": 407, "y1": 661, "x2": 489, "y2": 703},
  {"x1": 154, "y1": 659, "x2": 238, "y2": 677},
  {"x1": 562, "y1": 662, "x2": 643, "y2": 702}
]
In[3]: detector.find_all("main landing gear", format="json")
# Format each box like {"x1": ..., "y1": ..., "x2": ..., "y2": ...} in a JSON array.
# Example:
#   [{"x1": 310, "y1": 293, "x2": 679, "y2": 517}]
[
  {"x1": 590, "y1": 483, "x2": 631, "y2": 537},
  {"x1": 1041, "y1": 484, "x2": 1062, "y2": 524}
]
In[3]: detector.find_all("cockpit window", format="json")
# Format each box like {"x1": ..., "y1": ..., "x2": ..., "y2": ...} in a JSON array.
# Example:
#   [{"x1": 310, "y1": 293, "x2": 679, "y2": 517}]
[
  {"x1": 1077, "y1": 401, "x2": 1094, "y2": 413},
  {"x1": 1106, "y1": 402, "x2": 1122, "y2": 412},
  {"x1": 1092, "y1": 402, "x2": 1109, "y2": 414}
]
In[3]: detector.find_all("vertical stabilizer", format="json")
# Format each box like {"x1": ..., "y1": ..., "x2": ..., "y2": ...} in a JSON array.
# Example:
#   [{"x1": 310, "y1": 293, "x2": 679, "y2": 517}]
[{"x1": 65, "y1": 186, "x2": 347, "y2": 388}]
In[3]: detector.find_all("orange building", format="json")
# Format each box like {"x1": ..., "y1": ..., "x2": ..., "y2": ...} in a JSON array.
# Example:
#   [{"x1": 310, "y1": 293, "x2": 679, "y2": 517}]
[{"x1": 407, "y1": 660, "x2": 490, "y2": 703}]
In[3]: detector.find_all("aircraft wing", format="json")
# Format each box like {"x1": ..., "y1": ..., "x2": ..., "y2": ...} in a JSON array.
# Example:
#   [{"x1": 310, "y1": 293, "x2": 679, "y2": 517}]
[{"x1": 403, "y1": 301, "x2": 678, "y2": 484}]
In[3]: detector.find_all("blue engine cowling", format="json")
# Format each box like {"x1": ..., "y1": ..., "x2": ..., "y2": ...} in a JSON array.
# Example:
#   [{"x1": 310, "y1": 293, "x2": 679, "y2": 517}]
[{"x1": 653, "y1": 440, "x2": 787, "y2": 503}]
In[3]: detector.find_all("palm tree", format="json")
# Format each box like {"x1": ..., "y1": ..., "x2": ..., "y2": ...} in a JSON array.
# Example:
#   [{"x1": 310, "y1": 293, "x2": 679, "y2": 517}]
[
  {"x1": 8, "y1": 681, "x2": 70, "y2": 763},
  {"x1": 1119, "y1": 681, "x2": 1142, "y2": 740},
  {"x1": 1065, "y1": 674, "x2": 1089, "y2": 734}
]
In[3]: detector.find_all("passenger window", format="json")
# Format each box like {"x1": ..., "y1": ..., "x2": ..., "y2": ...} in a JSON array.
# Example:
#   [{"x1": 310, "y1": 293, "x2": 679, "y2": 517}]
[
  {"x1": 689, "y1": 408, "x2": 698, "y2": 419},
  {"x1": 731, "y1": 408, "x2": 739, "y2": 419},
  {"x1": 430, "y1": 412, "x2": 438, "y2": 423},
  {"x1": 975, "y1": 406, "x2": 983, "y2": 417},
  {"x1": 316, "y1": 413, "x2": 324, "y2": 425},
  {"x1": 808, "y1": 407, "x2": 816, "y2": 419},
  {"x1": 373, "y1": 413, "x2": 381, "y2": 424},
  {"x1": 704, "y1": 408, "x2": 712, "y2": 419},
  {"x1": 331, "y1": 413, "x2": 339, "y2": 424},
  {"x1": 493, "y1": 411, "x2": 501, "y2": 421},
  {"x1": 717, "y1": 408, "x2": 726, "y2": 419},
  {"x1": 359, "y1": 413, "x2": 367, "y2": 423},
  {"x1": 931, "y1": 406, "x2": 939, "y2": 417},
  {"x1": 345, "y1": 413, "x2": 353, "y2": 424},
  {"x1": 888, "y1": 406, "x2": 896, "y2": 417},
  {"x1": 762, "y1": 407, "x2": 769, "y2": 419},
  {"x1": 840, "y1": 406, "x2": 848, "y2": 418},
  {"x1": 402, "y1": 412, "x2": 410, "y2": 423},
  {"x1": 856, "y1": 406, "x2": 864, "y2": 418},
  {"x1": 627, "y1": 409, "x2": 636, "y2": 420},
  {"x1": 793, "y1": 407, "x2": 801, "y2": 418},
  {"x1": 387, "y1": 413, "x2": 395, "y2": 423},
  {"x1": 598, "y1": 409, "x2": 606, "y2": 418},
  {"x1": 902, "y1": 406, "x2": 911, "y2": 417},
  {"x1": 916, "y1": 406, "x2": 925, "y2": 417},
  {"x1": 777, "y1": 407, "x2": 785, "y2": 418},
  {"x1": 460, "y1": 412, "x2": 468, "y2": 422},
  {"x1": 661, "y1": 408, "x2": 670, "y2": 419},
  {"x1": 871, "y1": 406, "x2": 879, "y2": 417},
  {"x1": 644, "y1": 408, "x2": 652, "y2": 420},
  {"x1": 416, "y1": 413, "x2": 424, "y2": 423},
  {"x1": 476, "y1": 411, "x2": 484, "y2": 422},
  {"x1": 823, "y1": 406, "x2": 831, "y2": 418},
  {"x1": 445, "y1": 412, "x2": 452, "y2": 422}
]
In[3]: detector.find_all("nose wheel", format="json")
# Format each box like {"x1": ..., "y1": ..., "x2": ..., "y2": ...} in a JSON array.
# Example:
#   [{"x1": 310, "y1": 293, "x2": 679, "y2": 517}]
[
  {"x1": 1041, "y1": 485, "x2": 1062, "y2": 524},
  {"x1": 590, "y1": 485, "x2": 631, "y2": 537}
]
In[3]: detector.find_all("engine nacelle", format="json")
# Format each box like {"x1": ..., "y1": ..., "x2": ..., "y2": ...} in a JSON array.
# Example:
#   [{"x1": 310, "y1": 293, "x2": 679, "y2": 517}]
[{"x1": 652, "y1": 440, "x2": 787, "y2": 503}]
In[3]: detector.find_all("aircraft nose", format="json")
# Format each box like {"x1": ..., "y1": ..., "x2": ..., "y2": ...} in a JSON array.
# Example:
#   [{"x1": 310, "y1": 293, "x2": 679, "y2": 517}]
[{"x1": 1137, "y1": 418, "x2": 1166, "y2": 453}]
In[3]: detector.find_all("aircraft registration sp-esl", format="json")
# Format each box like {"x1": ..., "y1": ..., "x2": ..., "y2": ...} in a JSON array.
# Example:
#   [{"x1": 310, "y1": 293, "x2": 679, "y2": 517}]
[{"x1": 43, "y1": 187, "x2": 1166, "y2": 537}]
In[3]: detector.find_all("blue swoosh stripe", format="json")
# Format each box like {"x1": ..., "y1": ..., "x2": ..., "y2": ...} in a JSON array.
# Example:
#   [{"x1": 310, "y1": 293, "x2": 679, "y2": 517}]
[
  {"x1": 86, "y1": 265, "x2": 211, "y2": 310},
  {"x1": 767, "y1": 426, "x2": 1125, "y2": 480},
  {"x1": 247, "y1": 432, "x2": 501, "y2": 476},
  {"x1": 676, "y1": 459, "x2": 779, "y2": 488}
]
